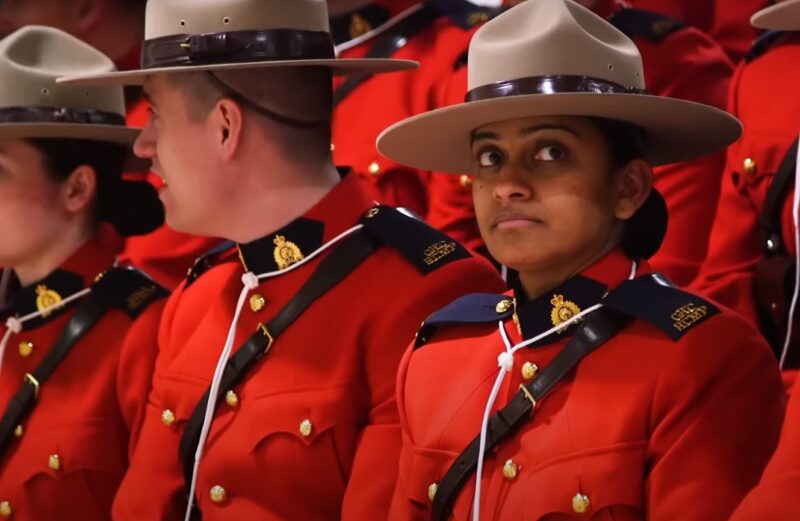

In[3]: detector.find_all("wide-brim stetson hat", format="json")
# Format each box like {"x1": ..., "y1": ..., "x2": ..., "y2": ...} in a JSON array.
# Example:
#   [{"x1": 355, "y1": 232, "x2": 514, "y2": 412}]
[
  {"x1": 751, "y1": 0, "x2": 800, "y2": 30},
  {"x1": 0, "y1": 25, "x2": 143, "y2": 152},
  {"x1": 58, "y1": 0, "x2": 416, "y2": 87}
]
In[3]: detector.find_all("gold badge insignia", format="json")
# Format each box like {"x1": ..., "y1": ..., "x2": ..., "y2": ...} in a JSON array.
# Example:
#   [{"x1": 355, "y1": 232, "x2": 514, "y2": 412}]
[
  {"x1": 550, "y1": 294, "x2": 581, "y2": 331},
  {"x1": 349, "y1": 13, "x2": 373, "y2": 39},
  {"x1": 273, "y1": 235, "x2": 304, "y2": 270},
  {"x1": 423, "y1": 241, "x2": 457, "y2": 266},
  {"x1": 35, "y1": 285, "x2": 62, "y2": 317},
  {"x1": 671, "y1": 302, "x2": 709, "y2": 332}
]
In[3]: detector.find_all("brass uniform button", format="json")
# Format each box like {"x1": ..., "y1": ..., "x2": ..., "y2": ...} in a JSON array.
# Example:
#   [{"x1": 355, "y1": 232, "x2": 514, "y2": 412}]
[
  {"x1": 18, "y1": 341, "x2": 33, "y2": 357},
  {"x1": 161, "y1": 409, "x2": 176, "y2": 427},
  {"x1": 299, "y1": 419, "x2": 313, "y2": 438},
  {"x1": 368, "y1": 161, "x2": 381, "y2": 176},
  {"x1": 572, "y1": 493, "x2": 591, "y2": 514},
  {"x1": 459, "y1": 174, "x2": 474, "y2": 189},
  {"x1": 502, "y1": 459, "x2": 518, "y2": 481},
  {"x1": 0, "y1": 501, "x2": 11, "y2": 518},
  {"x1": 428, "y1": 483, "x2": 438, "y2": 502},
  {"x1": 209, "y1": 485, "x2": 227, "y2": 504},
  {"x1": 330, "y1": 143, "x2": 336, "y2": 152},
  {"x1": 495, "y1": 299, "x2": 513, "y2": 314},
  {"x1": 13, "y1": 425, "x2": 23, "y2": 438},
  {"x1": 521, "y1": 362, "x2": 539, "y2": 381},
  {"x1": 249, "y1": 294, "x2": 266, "y2": 312},
  {"x1": 743, "y1": 157, "x2": 757, "y2": 178},
  {"x1": 48, "y1": 454, "x2": 61, "y2": 471},
  {"x1": 225, "y1": 390, "x2": 239, "y2": 408}
]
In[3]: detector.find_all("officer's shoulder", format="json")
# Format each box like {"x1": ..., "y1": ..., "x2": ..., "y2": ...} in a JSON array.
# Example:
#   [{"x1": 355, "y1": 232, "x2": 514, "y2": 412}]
[
  {"x1": 414, "y1": 292, "x2": 512, "y2": 348},
  {"x1": 185, "y1": 240, "x2": 238, "y2": 288},
  {"x1": 93, "y1": 266, "x2": 169, "y2": 319},
  {"x1": 603, "y1": 273, "x2": 720, "y2": 341},
  {"x1": 608, "y1": 8, "x2": 687, "y2": 43},
  {"x1": 426, "y1": 0, "x2": 499, "y2": 31},
  {"x1": 746, "y1": 30, "x2": 793, "y2": 63},
  {"x1": 360, "y1": 205, "x2": 473, "y2": 275}
]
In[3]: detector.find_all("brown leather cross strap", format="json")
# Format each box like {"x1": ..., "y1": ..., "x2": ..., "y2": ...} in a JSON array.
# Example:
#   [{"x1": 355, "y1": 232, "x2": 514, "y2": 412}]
[
  {"x1": 0, "y1": 106, "x2": 126, "y2": 126},
  {"x1": 141, "y1": 29, "x2": 335, "y2": 69},
  {"x1": 466, "y1": 74, "x2": 647, "y2": 103},
  {"x1": 431, "y1": 307, "x2": 631, "y2": 521}
]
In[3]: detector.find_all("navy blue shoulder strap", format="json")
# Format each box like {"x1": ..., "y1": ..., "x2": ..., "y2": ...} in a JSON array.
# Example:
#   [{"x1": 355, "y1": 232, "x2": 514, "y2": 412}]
[{"x1": 609, "y1": 8, "x2": 687, "y2": 43}]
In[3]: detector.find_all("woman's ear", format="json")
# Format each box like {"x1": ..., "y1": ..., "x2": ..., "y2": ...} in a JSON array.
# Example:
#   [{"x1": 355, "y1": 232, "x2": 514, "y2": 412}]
[
  {"x1": 62, "y1": 165, "x2": 98, "y2": 215},
  {"x1": 614, "y1": 158, "x2": 653, "y2": 220}
]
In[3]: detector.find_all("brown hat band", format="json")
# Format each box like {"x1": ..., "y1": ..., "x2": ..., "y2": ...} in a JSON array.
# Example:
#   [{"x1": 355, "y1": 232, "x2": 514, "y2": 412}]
[
  {"x1": 0, "y1": 106, "x2": 126, "y2": 126},
  {"x1": 141, "y1": 29, "x2": 336, "y2": 69},
  {"x1": 466, "y1": 75, "x2": 647, "y2": 103}
]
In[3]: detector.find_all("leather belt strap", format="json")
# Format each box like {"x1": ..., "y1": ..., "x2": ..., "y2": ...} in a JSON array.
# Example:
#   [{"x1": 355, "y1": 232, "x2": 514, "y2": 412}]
[
  {"x1": 466, "y1": 74, "x2": 648, "y2": 103},
  {"x1": 0, "y1": 106, "x2": 126, "y2": 126},
  {"x1": 180, "y1": 229, "x2": 377, "y2": 518},
  {"x1": 431, "y1": 307, "x2": 631, "y2": 521},
  {"x1": 759, "y1": 140, "x2": 799, "y2": 256}
]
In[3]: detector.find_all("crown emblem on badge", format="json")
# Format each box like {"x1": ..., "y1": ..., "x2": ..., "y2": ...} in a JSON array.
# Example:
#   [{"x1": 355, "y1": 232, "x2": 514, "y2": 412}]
[
  {"x1": 423, "y1": 241, "x2": 457, "y2": 266},
  {"x1": 273, "y1": 235, "x2": 304, "y2": 270},
  {"x1": 35, "y1": 285, "x2": 62, "y2": 317},
  {"x1": 550, "y1": 294, "x2": 581, "y2": 332}
]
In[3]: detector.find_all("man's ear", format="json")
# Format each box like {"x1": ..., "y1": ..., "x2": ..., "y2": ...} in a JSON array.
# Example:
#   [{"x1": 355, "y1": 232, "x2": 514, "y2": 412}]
[
  {"x1": 62, "y1": 165, "x2": 98, "y2": 215},
  {"x1": 212, "y1": 98, "x2": 244, "y2": 161},
  {"x1": 614, "y1": 158, "x2": 653, "y2": 220}
]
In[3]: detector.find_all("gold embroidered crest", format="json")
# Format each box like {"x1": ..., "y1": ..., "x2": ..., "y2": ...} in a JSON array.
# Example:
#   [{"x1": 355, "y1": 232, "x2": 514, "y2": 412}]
[
  {"x1": 550, "y1": 294, "x2": 580, "y2": 331},
  {"x1": 273, "y1": 235, "x2": 304, "y2": 270},
  {"x1": 423, "y1": 241, "x2": 457, "y2": 266},
  {"x1": 35, "y1": 285, "x2": 62, "y2": 317},
  {"x1": 349, "y1": 13, "x2": 373, "y2": 39},
  {"x1": 671, "y1": 303, "x2": 708, "y2": 332}
]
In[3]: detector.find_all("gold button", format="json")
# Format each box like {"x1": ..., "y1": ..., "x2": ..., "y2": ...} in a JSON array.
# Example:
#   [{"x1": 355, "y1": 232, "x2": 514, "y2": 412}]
[
  {"x1": 299, "y1": 419, "x2": 313, "y2": 438},
  {"x1": 368, "y1": 161, "x2": 381, "y2": 176},
  {"x1": 13, "y1": 425, "x2": 23, "y2": 438},
  {"x1": 209, "y1": 485, "x2": 227, "y2": 504},
  {"x1": 18, "y1": 341, "x2": 33, "y2": 357},
  {"x1": 743, "y1": 157, "x2": 757, "y2": 177},
  {"x1": 330, "y1": 143, "x2": 336, "y2": 152},
  {"x1": 459, "y1": 174, "x2": 474, "y2": 189},
  {"x1": 0, "y1": 501, "x2": 11, "y2": 518},
  {"x1": 428, "y1": 483, "x2": 438, "y2": 502},
  {"x1": 225, "y1": 390, "x2": 239, "y2": 408},
  {"x1": 572, "y1": 493, "x2": 591, "y2": 514},
  {"x1": 521, "y1": 362, "x2": 539, "y2": 381},
  {"x1": 495, "y1": 299, "x2": 513, "y2": 314},
  {"x1": 48, "y1": 454, "x2": 61, "y2": 471},
  {"x1": 249, "y1": 294, "x2": 266, "y2": 312},
  {"x1": 502, "y1": 459, "x2": 518, "y2": 480},
  {"x1": 161, "y1": 409, "x2": 176, "y2": 427}
]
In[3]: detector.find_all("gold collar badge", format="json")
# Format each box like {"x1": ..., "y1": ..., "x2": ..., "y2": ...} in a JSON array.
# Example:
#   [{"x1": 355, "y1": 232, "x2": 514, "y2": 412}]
[
  {"x1": 550, "y1": 294, "x2": 581, "y2": 332},
  {"x1": 35, "y1": 285, "x2": 62, "y2": 317},
  {"x1": 273, "y1": 235, "x2": 304, "y2": 270},
  {"x1": 349, "y1": 13, "x2": 373, "y2": 39}
]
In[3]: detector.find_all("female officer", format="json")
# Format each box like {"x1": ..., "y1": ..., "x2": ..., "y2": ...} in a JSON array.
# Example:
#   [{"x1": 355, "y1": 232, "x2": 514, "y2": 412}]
[
  {"x1": 377, "y1": 0, "x2": 786, "y2": 520},
  {"x1": 0, "y1": 26, "x2": 166, "y2": 519}
]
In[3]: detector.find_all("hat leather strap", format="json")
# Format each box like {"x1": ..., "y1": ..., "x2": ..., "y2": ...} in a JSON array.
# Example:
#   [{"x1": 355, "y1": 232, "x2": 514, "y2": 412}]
[
  {"x1": 466, "y1": 74, "x2": 647, "y2": 102},
  {"x1": 0, "y1": 106, "x2": 125, "y2": 126},
  {"x1": 141, "y1": 29, "x2": 335, "y2": 69}
]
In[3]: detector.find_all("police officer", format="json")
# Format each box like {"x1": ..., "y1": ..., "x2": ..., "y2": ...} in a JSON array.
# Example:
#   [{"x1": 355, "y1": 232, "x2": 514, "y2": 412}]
[
  {"x1": 0, "y1": 26, "x2": 166, "y2": 520},
  {"x1": 376, "y1": 0, "x2": 784, "y2": 518},
  {"x1": 61, "y1": 0, "x2": 504, "y2": 518}
]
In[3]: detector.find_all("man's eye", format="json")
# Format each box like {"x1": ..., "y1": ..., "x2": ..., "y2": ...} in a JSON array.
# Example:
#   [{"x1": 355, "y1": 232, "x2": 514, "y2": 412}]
[
  {"x1": 478, "y1": 150, "x2": 503, "y2": 167},
  {"x1": 534, "y1": 146, "x2": 564, "y2": 161}
]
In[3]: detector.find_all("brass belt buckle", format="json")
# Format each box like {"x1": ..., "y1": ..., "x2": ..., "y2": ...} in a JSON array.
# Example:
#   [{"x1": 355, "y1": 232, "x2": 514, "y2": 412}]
[
  {"x1": 257, "y1": 323, "x2": 275, "y2": 355},
  {"x1": 518, "y1": 384, "x2": 536, "y2": 409},
  {"x1": 24, "y1": 373, "x2": 40, "y2": 399}
]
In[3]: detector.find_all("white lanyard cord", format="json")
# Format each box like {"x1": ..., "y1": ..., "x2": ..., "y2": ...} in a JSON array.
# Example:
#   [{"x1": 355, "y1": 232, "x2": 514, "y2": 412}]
[
  {"x1": 334, "y1": 3, "x2": 424, "y2": 54},
  {"x1": 471, "y1": 261, "x2": 637, "y2": 520},
  {"x1": 780, "y1": 134, "x2": 800, "y2": 370},
  {"x1": 183, "y1": 223, "x2": 365, "y2": 521}
]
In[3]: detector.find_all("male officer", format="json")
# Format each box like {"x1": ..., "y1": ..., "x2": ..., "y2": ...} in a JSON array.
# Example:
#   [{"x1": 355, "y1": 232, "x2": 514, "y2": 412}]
[{"x1": 61, "y1": 0, "x2": 504, "y2": 518}]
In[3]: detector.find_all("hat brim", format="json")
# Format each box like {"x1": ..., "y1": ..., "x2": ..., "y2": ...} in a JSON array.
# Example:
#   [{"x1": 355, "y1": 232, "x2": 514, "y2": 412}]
[
  {"x1": 751, "y1": 0, "x2": 800, "y2": 30},
  {"x1": 0, "y1": 123, "x2": 149, "y2": 171},
  {"x1": 377, "y1": 92, "x2": 742, "y2": 173},
  {"x1": 57, "y1": 58, "x2": 418, "y2": 87}
]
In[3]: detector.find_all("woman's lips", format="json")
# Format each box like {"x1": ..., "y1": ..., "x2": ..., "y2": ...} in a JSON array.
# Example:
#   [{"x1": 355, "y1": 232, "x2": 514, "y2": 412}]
[{"x1": 492, "y1": 212, "x2": 543, "y2": 230}]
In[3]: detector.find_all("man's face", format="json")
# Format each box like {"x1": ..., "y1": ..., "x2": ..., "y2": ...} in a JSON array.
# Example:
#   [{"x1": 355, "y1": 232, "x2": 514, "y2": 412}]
[{"x1": 0, "y1": 0, "x2": 75, "y2": 36}]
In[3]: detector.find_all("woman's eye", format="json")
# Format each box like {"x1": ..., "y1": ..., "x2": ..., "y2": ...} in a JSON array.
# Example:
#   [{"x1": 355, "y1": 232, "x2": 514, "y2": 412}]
[
  {"x1": 477, "y1": 150, "x2": 503, "y2": 167},
  {"x1": 534, "y1": 146, "x2": 564, "y2": 162}
]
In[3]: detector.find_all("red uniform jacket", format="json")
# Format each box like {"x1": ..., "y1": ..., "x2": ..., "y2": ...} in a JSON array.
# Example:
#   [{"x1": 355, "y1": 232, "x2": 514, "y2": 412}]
[
  {"x1": 692, "y1": 35, "x2": 800, "y2": 327},
  {"x1": 729, "y1": 377, "x2": 800, "y2": 520},
  {"x1": 434, "y1": 3, "x2": 734, "y2": 285},
  {"x1": 0, "y1": 235, "x2": 165, "y2": 521},
  {"x1": 112, "y1": 173, "x2": 505, "y2": 520},
  {"x1": 390, "y1": 250, "x2": 784, "y2": 520}
]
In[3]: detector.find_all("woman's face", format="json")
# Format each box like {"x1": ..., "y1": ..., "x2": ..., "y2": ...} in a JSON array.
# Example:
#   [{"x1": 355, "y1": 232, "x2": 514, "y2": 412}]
[{"x1": 471, "y1": 115, "x2": 644, "y2": 276}]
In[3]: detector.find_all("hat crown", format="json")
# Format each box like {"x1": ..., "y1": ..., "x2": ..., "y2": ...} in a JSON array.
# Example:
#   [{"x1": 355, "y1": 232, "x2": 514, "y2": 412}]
[
  {"x1": 468, "y1": 0, "x2": 644, "y2": 92},
  {"x1": 145, "y1": 0, "x2": 330, "y2": 39},
  {"x1": 0, "y1": 26, "x2": 125, "y2": 116}
]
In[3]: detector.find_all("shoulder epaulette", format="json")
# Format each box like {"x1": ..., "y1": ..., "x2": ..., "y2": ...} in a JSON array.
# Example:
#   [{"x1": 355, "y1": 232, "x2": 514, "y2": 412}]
[
  {"x1": 603, "y1": 273, "x2": 719, "y2": 340},
  {"x1": 360, "y1": 205, "x2": 472, "y2": 275},
  {"x1": 93, "y1": 267, "x2": 169, "y2": 319},
  {"x1": 609, "y1": 8, "x2": 687, "y2": 43},
  {"x1": 186, "y1": 240, "x2": 237, "y2": 287},
  {"x1": 426, "y1": 0, "x2": 500, "y2": 30},
  {"x1": 746, "y1": 30, "x2": 786, "y2": 63},
  {"x1": 415, "y1": 293, "x2": 513, "y2": 348}
]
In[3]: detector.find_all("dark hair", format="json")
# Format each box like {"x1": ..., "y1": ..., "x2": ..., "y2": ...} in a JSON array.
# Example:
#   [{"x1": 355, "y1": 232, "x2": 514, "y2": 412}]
[
  {"x1": 590, "y1": 117, "x2": 667, "y2": 260},
  {"x1": 27, "y1": 138, "x2": 164, "y2": 237}
]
